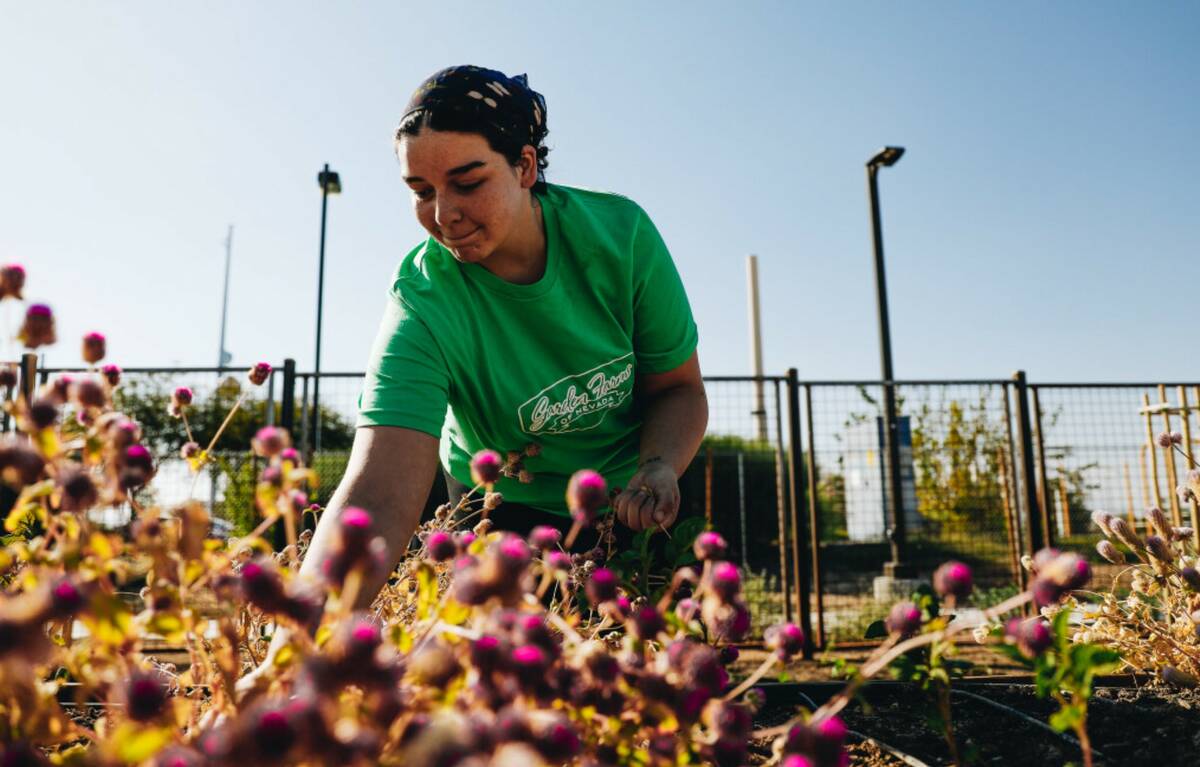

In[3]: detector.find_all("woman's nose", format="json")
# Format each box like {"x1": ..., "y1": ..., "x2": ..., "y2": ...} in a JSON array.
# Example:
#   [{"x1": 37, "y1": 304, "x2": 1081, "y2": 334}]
[{"x1": 434, "y1": 195, "x2": 462, "y2": 228}]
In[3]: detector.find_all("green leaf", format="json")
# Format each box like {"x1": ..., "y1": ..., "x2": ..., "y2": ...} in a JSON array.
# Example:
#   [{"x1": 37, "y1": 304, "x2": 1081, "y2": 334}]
[
  {"x1": 1049, "y1": 705, "x2": 1082, "y2": 733},
  {"x1": 864, "y1": 620, "x2": 889, "y2": 639}
]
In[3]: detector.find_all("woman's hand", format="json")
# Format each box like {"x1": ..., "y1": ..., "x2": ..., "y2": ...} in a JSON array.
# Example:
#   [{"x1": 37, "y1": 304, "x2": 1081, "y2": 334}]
[{"x1": 613, "y1": 459, "x2": 680, "y2": 532}]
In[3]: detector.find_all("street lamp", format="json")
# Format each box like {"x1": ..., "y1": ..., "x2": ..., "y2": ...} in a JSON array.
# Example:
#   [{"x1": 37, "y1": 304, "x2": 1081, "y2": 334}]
[
  {"x1": 866, "y1": 146, "x2": 910, "y2": 578},
  {"x1": 313, "y1": 164, "x2": 341, "y2": 456}
]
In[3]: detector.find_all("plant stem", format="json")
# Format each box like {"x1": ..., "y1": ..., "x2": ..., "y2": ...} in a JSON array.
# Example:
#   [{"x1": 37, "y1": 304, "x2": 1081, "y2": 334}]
[
  {"x1": 724, "y1": 654, "x2": 779, "y2": 701},
  {"x1": 205, "y1": 391, "x2": 249, "y2": 455}
]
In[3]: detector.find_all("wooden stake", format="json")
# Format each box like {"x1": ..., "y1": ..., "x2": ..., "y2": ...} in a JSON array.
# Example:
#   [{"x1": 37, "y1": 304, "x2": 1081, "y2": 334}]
[
  {"x1": 1142, "y1": 393, "x2": 1163, "y2": 511},
  {"x1": 1159, "y1": 385, "x2": 1182, "y2": 527},
  {"x1": 1057, "y1": 472, "x2": 1071, "y2": 538},
  {"x1": 1179, "y1": 385, "x2": 1199, "y2": 548},
  {"x1": 1122, "y1": 462, "x2": 1136, "y2": 525},
  {"x1": 1138, "y1": 444, "x2": 1151, "y2": 526},
  {"x1": 997, "y1": 448, "x2": 1021, "y2": 582}
]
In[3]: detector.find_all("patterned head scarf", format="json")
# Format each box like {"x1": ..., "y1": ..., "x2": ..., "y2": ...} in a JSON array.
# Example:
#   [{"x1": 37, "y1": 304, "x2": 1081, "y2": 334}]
[{"x1": 401, "y1": 65, "x2": 548, "y2": 156}]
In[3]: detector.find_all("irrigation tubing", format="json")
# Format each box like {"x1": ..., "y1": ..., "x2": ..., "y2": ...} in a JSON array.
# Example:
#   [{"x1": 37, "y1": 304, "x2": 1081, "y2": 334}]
[
  {"x1": 949, "y1": 688, "x2": 1106, "y2": 763},
  {"x1": 844, "y1": 728, "x2": 932, "y2": 767}
]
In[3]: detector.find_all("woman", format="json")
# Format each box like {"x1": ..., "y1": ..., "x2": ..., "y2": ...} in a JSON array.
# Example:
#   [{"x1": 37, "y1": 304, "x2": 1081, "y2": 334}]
[{"x1": 300, "y1": 65, "x2": 706, "y2": 620}]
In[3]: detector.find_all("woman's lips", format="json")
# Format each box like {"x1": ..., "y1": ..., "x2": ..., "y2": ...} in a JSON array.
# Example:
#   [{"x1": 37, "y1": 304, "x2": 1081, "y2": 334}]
[{"x1": 443, "y1": 227, "x2": 481, "y2": 245}]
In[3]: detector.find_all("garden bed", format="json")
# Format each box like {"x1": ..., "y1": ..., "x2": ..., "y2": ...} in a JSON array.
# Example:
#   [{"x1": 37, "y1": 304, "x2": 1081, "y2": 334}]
[{"x1": 750, "y1": 678, "x2": 1200, "y2": 766}]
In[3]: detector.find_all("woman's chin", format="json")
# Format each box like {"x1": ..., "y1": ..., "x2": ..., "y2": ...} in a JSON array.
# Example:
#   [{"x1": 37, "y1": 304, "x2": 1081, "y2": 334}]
[{"x1": 447, "y1": 242, "x2": 490, "y2": 263}]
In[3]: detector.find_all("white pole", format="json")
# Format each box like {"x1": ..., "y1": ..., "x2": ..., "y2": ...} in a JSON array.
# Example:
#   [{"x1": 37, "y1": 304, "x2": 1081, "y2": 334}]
[
  {"x1": 217, "y1": 225, "x2": 234, "y2": 372},
  {"x1": 747, "y1": 255, "x2": 767, "y2": 442}
]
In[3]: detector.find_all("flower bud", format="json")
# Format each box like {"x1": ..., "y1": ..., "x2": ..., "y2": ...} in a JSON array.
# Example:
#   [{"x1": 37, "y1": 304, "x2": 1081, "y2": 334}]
[
  {"x1": 18, "y1": 303, "x2": 56, "y2": 348},
  {"x1": 240, "y1": 557, "x2": 286, "y2": 612},
  {"x1": 1146, "y1": 534, "x2": 1174, "y2": 564},
  {"x1": 532, "y1": 713, "x2": 581, "y2": 763},
  {"x1": 765, "y1": 622, "x2": 805, "y2": 659},
  {"x1": 47, "y1": 576, "x2": 87, "y2": 620},
  {"x1": 1031, "y1": 575, "x2": 1066, "y2": 607},
  {"x1": 124, "y1": 669, "x2": 169, "y2": 721},
  {"x1": 101, "y1": 364, "x2": 122, "y2": 387},
  {"x1": 470, "y1": 449, "x2": 502, "y2": 485},
  {"x1": 709, "y1": 561, "x2": 741, "y2": 601},
  {"x1": 57, "y1": 467, "x2": 98, "y2": 512},
  {"x1": 1090, "y1": 510, "x2": 1115, "y2": 537},
  {"x1": 279, "y1": 446, "x2": 301, "y2": 465},
  {"x1": 425, "y1": 530, "x2": 456, "y2": 562},
  {"x1": 1096, "y1": 540, "x2": 1125, "y2": 565},
  {"x1": 71, "y1": 378, "x2": 106, "y2": 410},
  {"x1": 586, "y1": 568, "x2": 619, "y2": 606},
  {"x1": 1110, "y1": 517, "x2": 1143, "y2": 550},
  {"x1": 528, "y1": 525, "x2": 561, "y2": 551},
  {"x1": 252, "y1": 426, "x2": 289, "y2": 458},
  {"x1": 933, "y1": 560, "x2": 973, "y2": 602},
  {"x1": 1148, "y1": 506, "x2": 1172, "y2": 539},
  {"x1": 885, "y1": 601, "x2": 923, "y2": 636},
  {"x1": 543, "y1": 550, "x2": 571, "y2": 572},
  {"x1": 566, "y1": 469, "x2": 607, "y2": 519},
  {"x1": 1157, "y1": 431, "x2": 1176, "y2": 449},
  {"x1": 1173, "y1": 526, "x2": 1195, "y2": 542},
  {"x1": 703, "y1": 597, "x2": 751, "y2": 642},
  {"x1": 0, "y1": 264, "x2": 26, "y2": 300},
  {"x1": 693, "y1": 531, "x2": 729, "y2": 561},
  {"x1": 247, "y1": 362, "x2": 272, "y2": 386},
  {"x1": 180, "y1": 441, "x2": 201, "y2": 460},
  {"x1": 1006, "y1": 617, "x2": 1052, "y2": 657},
  {"x1": 510, "y1": 644, "x2": 549, "y2": 686},
  {"x1": 81, "y1": 332, "x2": 106, "y2": 364},
  {"x1": 1181, "y1": 567, "x2": 1200, "y2": 591},
  {"x1": 630, "y1": 604, "x2": 665, "y2": 641}
]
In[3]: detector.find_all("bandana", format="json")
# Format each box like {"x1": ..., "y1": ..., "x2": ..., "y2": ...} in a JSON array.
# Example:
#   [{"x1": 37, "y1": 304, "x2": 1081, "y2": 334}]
[{"x1": 402, "y1": 65, "x2": 548, "y2": 154}]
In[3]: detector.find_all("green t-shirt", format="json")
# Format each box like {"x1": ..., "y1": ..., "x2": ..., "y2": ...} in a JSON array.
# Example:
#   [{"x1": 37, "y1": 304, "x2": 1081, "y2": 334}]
[{"x1": 356, "y1": 183, "x2": 698, "y2": 515}]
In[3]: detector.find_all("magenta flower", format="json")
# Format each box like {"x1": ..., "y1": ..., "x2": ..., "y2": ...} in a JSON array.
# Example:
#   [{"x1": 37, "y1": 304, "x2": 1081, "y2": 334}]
[
  {"x1": 566, "y1": 469, "x2": 608, "y2": 518},
  {"x1": 630, "y1": 604, "x2": 666, "y2": 640},
  {"x1": 586, "y1": 568, "x2": 619, "y2": 605},
  {"x1": 17, "y1": 303, "x2": 56, "y2": 349},
  {"x1": 933, "y1": 560, "x2": 973, "y2": 602},
  {"x1": 247, "y1": 362, "x2": 272, "y2": 386},
  {"x1": 765, "y1": 622, "x2": 806, "y2": 659},
  {"x1": 709, "y1": 561, "x2": 742, "y2": 601},
  {"x1": 71, "y1": 378, "x2": 106, "y2": 410},
  {"x1": 252, "y1": 426, "x2": 289, "y2": 458},
  {"x1": 528, "y1": 525, "x2": 561, "y2": 551},
  {"x1": 101, "y1": 364, "x2": 122, "y2": 387},
  {"x1": 57, "y1": 468, "x2": 98, "y2": 512},
  {"x1": 47, "y1": 577, "x2": 87, "y2": 620},
  {"x1": 544, "y1": 550, "x2": 571, "y2": 571},
  {"x1": 470, "y1": 449, "x2": 503, "y2": 485},
  {"x1": 0, "y1": 264, "x2": 26, "y2": 300},
  {"x1": 81, "y1": 331, "x2": 106, "y2": 364},
  {"x1": 885, "y1": 601, "x2": 923, "y2": 636},
  {"x1": 125, "y1": 670, "x2": 168, "y2": 722},
  {"x1": 279, "y1": 446, "x2": 301, "y2": 465},
  {"x1": 494, "y1": 534, "x2": 532, "y2": 574},
  {"x1": 241, "y1": 557, "x2": 286, "y2": 612},
  {"x1": 424, "y1": 530, "x2": 456, "y2": 562},
  {"x1": 693, "y1": 531, "x2": 728, "y2": 561},
  {"x1": 180, "y1": 441, "x2": 201, "y2": 460},
  {"x1": 1006, "y1": 617, "x2": 1053, "y2": 658}
]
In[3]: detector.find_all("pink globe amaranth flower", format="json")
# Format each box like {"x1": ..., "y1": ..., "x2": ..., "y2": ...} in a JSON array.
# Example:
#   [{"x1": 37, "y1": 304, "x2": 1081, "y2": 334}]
[
  {"x1": 27, "y1": 398, "x2": 58, "y2": 431},
  {"x1": 247, "y1": 362, "x2": 272, "y2": 386},
  {"x1": 719, "y1": 644, "x2": 739, "y2": 665},
  {"x1": 425, "y1": 530, "x2": 456, "y2": 562},
  {"x1": 71, "y1": 378, "x2": 106, "y2": 410},
  {"x1": 349, "y1": 620, "x2": 380, "y2": 647},
  {"x1": 495, "y1": 534, "x2": 532, "y2": 573},
  {"x1": 533, "y1": 714, "x2": 582, "y2": 762},
  {"x1": 586, "y1": 567, "x2": 619, "y2": 605},
  {"x1": 1006, "y1": 617, "x2": 1053, "y2": 658},
  {"x1": 100, "y1": 364, "x2": 122, "y2": 387},
  {"x1": 1030, "y1": 547, "x2": 1062, "y2": 574},
  {"x1": 179, "y1": 441, "x2": 201, "y2": 461},
  {"x1": 544, "y1": 550, "x2": 571, "y2": 571},
  {"x1": 693, "y1": 530, "x2": 729, "y2": 561},
  {"x1": 125, "y1": 670, "x2": 168, "y2": 721},
  {"x1": 709, "y1": 561, "x2": 742, "y2": 601},
  {"x1": 782, "y1": 756, "x2": 816, "y2": 767},
  {"x1": 279, "y1": 446, "x2": 301, "y2": 465},
  {"x1": 47, "y1": 577, "x2": 87, "y2": 619},
  {"x1": 470, "y1": 449, "x2": 503, "y2": 485},
  {"x1": 566, "y1": 469, "x2": 608, "y2": 515},
  {"x1": 630, "y1": 604, "x2": 666, "y2": 640},
  {"x1": 252, "y1": 425, "x2": 289, "y2": 458},
  {"x1": 171, "y1": 385, "x2": 193, "y2": 408},
  {"x1": 0, "y1": 264, "x2": 26, "y2": 300},
  {"x1": 241, "y1": 558, "x2": 286, "y2": 612},
  {"x1": 765, "y1": 622, "x2": 805, "y2": 659},
  {"x1": 17, "y1": 303, "x2": 55, "y2": 348},
  {"x1": 933, "y1": 560, "x2": 973, "y2": 602},
  {"x1": 510, "y1": 643, "x2": 549, "y2": 682},
  {"x1": 528, "y1": 525, "x2": 561, "y2": 551},
  {"x1": 1041, "y1": 551, "x2": 1091, "y2": 591},
  {"x1": 340, "y1": 506, "x2": 373, "y2": 537},
  {"x1": 122, "y1": 444, "x2": 154, "y2": 473},
  {"x1": 57, "y1": 468, "x2": 98, "y2": 512},
  {"x1": 704, "y1": 597, "x2": 751, "y2": 642},
  {"x1": 707, "y1": 701, "x2": 753, "y2": 740},
  {"x1": 675, "y1": 597, "x2": 699, "y2": 622},
  {"x1": 153, "y1": 747, "x2": 203, "y2": 767},
  {"x1": 470, "y1": 634, "x2": 506, "y2": 672},
  {"x1": 252, "y1": 707, "x2": 296, "y2": 756},
  {"x1": 885, "y1": 601, "x2": 923, "y2": 636},
  {"x1": 81, "y1": 332, "x2": 106, "y2": 364},
  {"x1": 456, "y1": 530, "x2": 476, "y2": 550},
  {"x1": 1031, "y1": 575, "x2": 1066, "y2": 607}
]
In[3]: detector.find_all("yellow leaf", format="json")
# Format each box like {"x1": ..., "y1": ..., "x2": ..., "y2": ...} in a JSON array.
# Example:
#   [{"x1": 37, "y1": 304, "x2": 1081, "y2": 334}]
[
  {"x1": 315, "y1": 624, "x2": 333, "y2": 648},
  {"x1": 390, "y1": 624, "x2": 412, "y2": 653},
  {"x1": 89, "y1": 532, "x2": 115, "y2": 560},
  {"x1": 33, "y1": 427, "x2": 60, "y2": 458},
  {"x1": 273, "y1": 643, "x2": 296, "y2": 668},
  {"x1": 416, "y1": 562, "x2": 438, "y2": 620},
  {"x1": 440, "y1": 599, "x2": 471, "y2": 626},
  {"x1": 4, "y1": 502, "x2": 37, "y2": 532},
  {"x1": 148, "y1": 612, "x2": 185, "y2": 643},
  {"x1": 109, "y1": 721, "x2": 172, "y2": 763}
]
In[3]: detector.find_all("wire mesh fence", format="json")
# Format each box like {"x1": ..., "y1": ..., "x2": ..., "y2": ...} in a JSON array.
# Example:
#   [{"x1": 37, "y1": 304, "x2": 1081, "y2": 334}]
[{"x1": 25, "y1": 358, "x2": 1200, "y2": 644}]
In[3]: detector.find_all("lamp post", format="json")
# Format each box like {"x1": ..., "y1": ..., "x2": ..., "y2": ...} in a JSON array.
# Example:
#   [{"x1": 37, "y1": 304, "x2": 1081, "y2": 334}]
[
  {"x1": 866, "y1": 146, "x2": 910, "y2": 578},
  {"x1": 312, "y1": 164, "x2": 341, "y2": 456}
]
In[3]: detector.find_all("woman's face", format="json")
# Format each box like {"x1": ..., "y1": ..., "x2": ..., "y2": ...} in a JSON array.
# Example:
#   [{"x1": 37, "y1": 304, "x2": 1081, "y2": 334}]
[{"x1": 398, "y1": 129, "x2": 537, "y2": 264}]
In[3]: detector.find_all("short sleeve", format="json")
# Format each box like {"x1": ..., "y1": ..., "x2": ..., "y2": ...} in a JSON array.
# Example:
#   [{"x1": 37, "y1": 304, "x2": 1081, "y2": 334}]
[
  {"x1": 631, "y1": 209, "x2": 699, "y2": 373},
  {"x1": 355, "y1": 295, "x2": 449, "y2": 437}
]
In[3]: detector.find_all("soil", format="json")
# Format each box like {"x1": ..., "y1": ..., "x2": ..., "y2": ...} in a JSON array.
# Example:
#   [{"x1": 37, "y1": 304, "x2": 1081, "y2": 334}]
[{"x1": 751, "y1": 681, "x2": 1200, "y2": 766}]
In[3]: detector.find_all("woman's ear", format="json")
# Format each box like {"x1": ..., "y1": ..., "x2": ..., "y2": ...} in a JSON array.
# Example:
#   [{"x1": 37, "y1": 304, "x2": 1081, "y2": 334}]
[{"x1": 517, "y1": 145, "x2": 539, "y2": 189}]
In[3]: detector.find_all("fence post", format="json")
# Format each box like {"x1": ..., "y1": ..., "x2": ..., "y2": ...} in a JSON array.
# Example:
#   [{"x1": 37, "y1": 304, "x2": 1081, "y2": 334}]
[
  {"x1": 803, "y1": 381, "x2": 825, "y2": 648},
  {"x1": 1030, "y1": 385, "x2": 1055, "y2": 549},
  {"x1": 772, "y1": 384, "x2": 793, "y2": 626},
  {"x1": 19, "y1": 353, "x2": 37, "y2": 407},
  {"x1": 275, "y1": 359, "x2": 297, "y2": 550},
  {"x1": 1013, "y1": 371, "x2": 1047, "y2": 558},
  {"x1": 786, "y1": 369, "x2": 814, "y2": 658}
]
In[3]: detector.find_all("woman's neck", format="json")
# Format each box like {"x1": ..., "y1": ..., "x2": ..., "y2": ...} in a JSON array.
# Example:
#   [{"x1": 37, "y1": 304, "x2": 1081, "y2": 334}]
[{"x1": 481, "y1": 195, "x2": 546, "y2": 285}]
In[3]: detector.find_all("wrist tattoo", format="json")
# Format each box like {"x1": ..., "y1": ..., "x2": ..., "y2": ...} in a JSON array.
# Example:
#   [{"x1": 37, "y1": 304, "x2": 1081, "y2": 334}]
[{"x1": 638, "y1": 455, "x2": 664, "y2": 470}]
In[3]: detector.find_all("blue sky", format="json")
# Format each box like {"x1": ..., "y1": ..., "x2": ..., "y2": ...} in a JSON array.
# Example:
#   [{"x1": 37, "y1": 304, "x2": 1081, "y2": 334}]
[{"x1": 2, "y1": 2, "x2": 1196, "y2": 381}]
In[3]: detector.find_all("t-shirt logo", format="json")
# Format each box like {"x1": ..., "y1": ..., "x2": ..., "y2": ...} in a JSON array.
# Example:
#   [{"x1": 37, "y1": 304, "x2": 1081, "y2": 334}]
[{"x1": 519, "y1": 354, "x2": 635, "y2": 435}]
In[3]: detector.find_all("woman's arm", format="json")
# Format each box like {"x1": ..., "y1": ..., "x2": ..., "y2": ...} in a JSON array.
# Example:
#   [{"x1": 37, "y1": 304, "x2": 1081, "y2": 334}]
[
  {"x1": 255, "y1": 424, "x2": 440, "y2": 664},
  {"x1": 613, "y1": 351, "x2": 708, "y2": 531}
]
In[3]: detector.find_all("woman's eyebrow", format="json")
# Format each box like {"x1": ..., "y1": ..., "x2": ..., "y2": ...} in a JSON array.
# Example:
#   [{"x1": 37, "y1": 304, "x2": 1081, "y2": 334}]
[{"x1": 403, "y1": 160, "x2": 488, "y2": 185}]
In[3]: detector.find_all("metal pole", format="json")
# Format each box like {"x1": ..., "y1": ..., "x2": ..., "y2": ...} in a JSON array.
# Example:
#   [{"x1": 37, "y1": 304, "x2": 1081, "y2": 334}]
[
  {"x1": 313, "y1": 164, "x2": 331, "y2": 455},
  {"x1": 772, "y1": 386, "x2": 792, "y2": 625},
  {"x1": 280, "y1": 359, "x2": 296, "y2": 437},
  {"x1": 803, "y1": 381, "x2": 825, "y2": 648},
  {"x1": 217, "y1": 225, "x2": 233, "y2": 372},
  {"x1": 785, "y1": 368, "x2": 813, "y2": 657},
  {"x1": 1013, "y1": 371, "x2": 1046, "y2": 554},
  {"x1": 18, "y1": 353, "x2": 37, "y2": 407},
  {"x1": 737, "y1": 452, "x2": 747, "y2": 568},
  {"x1": 747, "y1": 255, "x2": 767, "y2": 442},
  {"x1": 1031, "y1": 386, "x2": 1055, "y2": 548},
  {"x1": 867, "y1": 164, "x2": 909, "y2": 577}
]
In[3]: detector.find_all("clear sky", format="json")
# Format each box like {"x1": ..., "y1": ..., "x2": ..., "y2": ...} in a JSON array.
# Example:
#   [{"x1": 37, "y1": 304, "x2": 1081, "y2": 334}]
[{"x1": 2, "y1": 2, "x2": 1196, "y2": 382}]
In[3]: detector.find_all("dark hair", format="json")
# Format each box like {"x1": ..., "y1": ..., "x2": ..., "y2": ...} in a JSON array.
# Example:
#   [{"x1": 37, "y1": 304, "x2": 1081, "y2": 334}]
[{"x1": 395, "y1": 106, "x2": 550, "y2": 194}]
